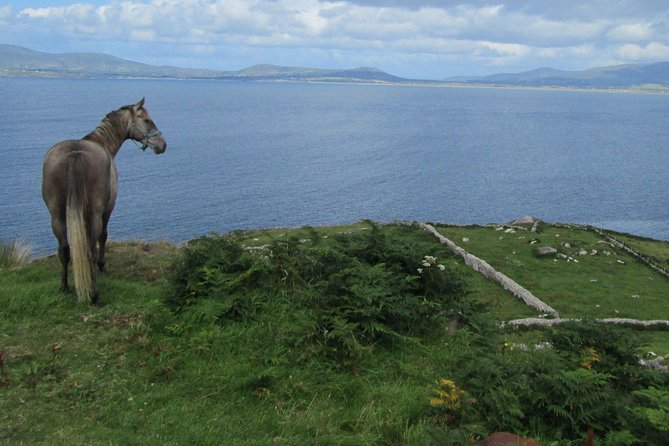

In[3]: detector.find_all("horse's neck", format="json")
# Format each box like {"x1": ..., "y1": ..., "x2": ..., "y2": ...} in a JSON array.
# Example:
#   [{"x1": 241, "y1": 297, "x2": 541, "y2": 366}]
[{"x1": 83, "y1": 111, "x2": 130, "y2": 158}]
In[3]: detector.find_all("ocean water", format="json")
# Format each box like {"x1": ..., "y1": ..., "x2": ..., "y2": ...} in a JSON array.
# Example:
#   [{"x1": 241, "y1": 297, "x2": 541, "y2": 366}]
[{"x1": 2, "y1": 77, "x2": 669, "y2": 255}]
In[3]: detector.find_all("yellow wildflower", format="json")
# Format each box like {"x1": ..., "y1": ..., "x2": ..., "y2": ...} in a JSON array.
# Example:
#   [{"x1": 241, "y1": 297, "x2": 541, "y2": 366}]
[
  {"x1": 429, "y1": 378, "x2": 462, "y2": 410},
  {"x1": 580, "y1": 347, "x2": 600, "y2": 369}
]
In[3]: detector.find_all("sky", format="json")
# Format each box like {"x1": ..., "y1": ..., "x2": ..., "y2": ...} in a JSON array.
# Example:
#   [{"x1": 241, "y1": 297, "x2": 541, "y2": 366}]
[{"x1": 1, "y1": 0, "x2": 669, "y2": 79}]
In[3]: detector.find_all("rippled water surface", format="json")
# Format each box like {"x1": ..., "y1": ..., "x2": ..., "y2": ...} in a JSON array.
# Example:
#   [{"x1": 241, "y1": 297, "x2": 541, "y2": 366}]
[{"x1": 2, "y1": 77, "x2": 668, "y2": 254}]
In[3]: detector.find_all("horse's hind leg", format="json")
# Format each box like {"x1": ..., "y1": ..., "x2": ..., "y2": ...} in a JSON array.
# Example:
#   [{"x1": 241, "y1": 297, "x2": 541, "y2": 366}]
[
  {"x1": 51, "y1": 217, "x2": 70, "y2": 293},
  {"x1": 58, "y1": 244, "x2": 71, "y2": 292},
  {"x1": 89, "y1": 213, "x2": 104, "y2": 305},
  {"x1": 97, "y1": 211, "x2": 111, "y2": 272}
]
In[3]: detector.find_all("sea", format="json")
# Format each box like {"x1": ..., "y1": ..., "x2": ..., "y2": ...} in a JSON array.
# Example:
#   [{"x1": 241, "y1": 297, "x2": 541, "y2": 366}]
[{"x1": 2, "y1": 77, "x2": 669, "y2": 256}]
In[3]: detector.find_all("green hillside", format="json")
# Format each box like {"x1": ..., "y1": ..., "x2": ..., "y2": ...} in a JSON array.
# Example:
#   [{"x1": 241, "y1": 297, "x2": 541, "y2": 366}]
[{"x1": 1, "y1": 221, "x2": 668, "y2": 445}]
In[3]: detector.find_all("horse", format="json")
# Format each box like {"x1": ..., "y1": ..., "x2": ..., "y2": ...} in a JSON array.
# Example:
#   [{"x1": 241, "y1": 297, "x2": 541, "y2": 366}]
[{"x1": 42, "y1": 98, "x2": 167, "y2": 305}]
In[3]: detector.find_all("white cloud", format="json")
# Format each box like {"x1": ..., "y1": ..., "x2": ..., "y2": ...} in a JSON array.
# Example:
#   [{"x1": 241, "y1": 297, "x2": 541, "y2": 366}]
[
  {"x1": 3, "y1": 0, "x2": 669, "y2": 77},
  {"x1": 607, "y1": 23, "x2": 653, "y2": 42},
  {"x1": 19, "y1": 4, "x2": 95, "y2": 21},
  {"x1": 0, "y1": 5, "x2": 12, "y2": 23},
  {"x1": 616, "y1": 42, "x2": 669, "y2": 60}
]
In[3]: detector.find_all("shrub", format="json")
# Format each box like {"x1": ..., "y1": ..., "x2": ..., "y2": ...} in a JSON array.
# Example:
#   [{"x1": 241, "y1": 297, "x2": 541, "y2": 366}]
[
  {"x1": 165, "y1": 224, "x2": 467, "y2": 367},
  {"x1": 630, "y1": 386, "x2": 669, "y2": 444},
  {"x1": 548, "y1": 320, "x2": 659, "y2": 391},
  {"x1": 165, "y1": 234, "x2": 266, "y2": 319},
  {"x1": 430, "y1": 318, "x2": 669, "y2": 444},
  {"x1": 274, "y1": 224, "x2": 466, "y2": 366}
]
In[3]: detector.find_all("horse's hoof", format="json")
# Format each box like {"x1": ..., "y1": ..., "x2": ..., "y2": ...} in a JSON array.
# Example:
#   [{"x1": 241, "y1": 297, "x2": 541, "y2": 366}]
[
  {"x1": 59, "y1": 285, "x2": 70, "y2": 293},
  {"x1": 91, "y1": 293, "x2": 103, "y2": 307},
  {"x1": 98, "y1": 263, "x2": 106, "y2": 272}
]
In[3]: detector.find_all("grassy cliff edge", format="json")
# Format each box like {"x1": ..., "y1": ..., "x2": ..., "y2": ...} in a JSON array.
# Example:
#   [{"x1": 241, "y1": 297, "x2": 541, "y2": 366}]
[{"x1": 1, "y1": 221, "x2": 668, "y2": 445}]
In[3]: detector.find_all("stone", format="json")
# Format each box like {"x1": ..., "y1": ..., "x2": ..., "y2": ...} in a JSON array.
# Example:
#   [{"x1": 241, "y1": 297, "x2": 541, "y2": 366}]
[
  {"x1": 537, "y1": 246, "x2": 557, "y2": 256},
  {"x1": 510, "y1": 216, "x2": 541, "y2": 225},
  {"x1": 481, "y1": 432, "x2": 542, "y2": 446}
]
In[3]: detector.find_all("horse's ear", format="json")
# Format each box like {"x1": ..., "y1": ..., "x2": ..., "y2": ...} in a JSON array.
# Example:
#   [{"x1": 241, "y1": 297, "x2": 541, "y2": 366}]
[{"x1": 134, "y1": 97, "x2": 145, "y2": 110}]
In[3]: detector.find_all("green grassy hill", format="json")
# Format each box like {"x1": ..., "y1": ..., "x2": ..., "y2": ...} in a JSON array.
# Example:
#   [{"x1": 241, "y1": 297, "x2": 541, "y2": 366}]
[{"x1": 1, "y1": 221, "x2": 668, "y2": 445}]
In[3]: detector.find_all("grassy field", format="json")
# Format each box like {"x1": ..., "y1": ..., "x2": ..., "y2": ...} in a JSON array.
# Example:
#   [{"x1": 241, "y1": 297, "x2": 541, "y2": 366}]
[
  {"x1": 1, "y1": 222, "x2": 668, "y2": 445},
  {"x1": 436, "y1": 223, "x2": 669, "y2": 321},
  {"x1": 606, "y1": 231, "x2": 669, "y2": 268}
]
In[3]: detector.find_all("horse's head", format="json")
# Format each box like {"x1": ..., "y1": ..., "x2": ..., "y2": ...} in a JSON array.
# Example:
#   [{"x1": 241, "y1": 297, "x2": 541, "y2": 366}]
[{"x1": 128, "y1": 98, "x2": 167, "y2": 154}]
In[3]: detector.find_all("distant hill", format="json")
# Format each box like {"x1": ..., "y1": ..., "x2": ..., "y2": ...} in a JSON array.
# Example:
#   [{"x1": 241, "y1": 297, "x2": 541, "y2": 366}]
[
  {"x1": 227, "y1": 64, "x2": 407, "y2": 82},
  {"x1": 447, "y1": 63, "x2": 669, "y2": 89},
  {"x1": 4, "y1": 44, "x2": 668, "y2": 89},
  {"x1": 0, "y1": 44, "x2": 222, "y2": 79},
  {"x1": 0, "y1": 44, "x2": 407, "y2": 83}
]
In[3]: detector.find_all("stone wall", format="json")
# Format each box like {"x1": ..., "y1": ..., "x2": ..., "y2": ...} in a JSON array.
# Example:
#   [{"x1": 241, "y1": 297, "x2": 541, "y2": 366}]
[
  {"x1": 592, "y1": 228, "x2": 669, "y2": 279},
  {"x1": 413, "y1": 222, "x2": 560, "y2": 318},
  {"x1": 409, "y1": 221, "x2": 669, "y2": 333},
  {"x1": 504, "y1": 317, "x2": 669, "y2": 330}
]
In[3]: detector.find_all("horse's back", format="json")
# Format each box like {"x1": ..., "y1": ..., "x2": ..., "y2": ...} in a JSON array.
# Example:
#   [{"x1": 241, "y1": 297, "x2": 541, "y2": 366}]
[{"x1": 42, "y1": 140, "x2": 116, "y2": 217}]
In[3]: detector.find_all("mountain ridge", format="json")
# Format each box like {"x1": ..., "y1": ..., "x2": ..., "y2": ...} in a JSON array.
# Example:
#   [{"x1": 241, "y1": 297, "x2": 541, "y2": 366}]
[
  {"x1": 448, "y1": 62, "x2": 669, "y2": 88},
  {"x1": 2, "y1": 44, "x2": 669, "y2": 88},
  {"x1": 0, "y1": 44, "x2": 406, "y2": 83}
]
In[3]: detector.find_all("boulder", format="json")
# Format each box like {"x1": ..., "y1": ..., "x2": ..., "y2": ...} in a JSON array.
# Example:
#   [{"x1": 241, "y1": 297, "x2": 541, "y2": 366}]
[
  {"x1": 510, "y1": 216, "x2": 540, "y2": 225},
  {"x1": 536, "y1": 246, "x2": 557, "y2": 256},
  {"x1": 481, "y1": 432, "x2": 542, "y2": 446}
]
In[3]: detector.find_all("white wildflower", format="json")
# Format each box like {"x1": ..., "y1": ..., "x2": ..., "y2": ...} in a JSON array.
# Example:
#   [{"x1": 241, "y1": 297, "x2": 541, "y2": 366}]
[
  {"x1": 417, "y1": 268, "x2": 423, "y2": 274},
  {"x1": 437, "y1": 264, "x2": 446, "y2": 271}
]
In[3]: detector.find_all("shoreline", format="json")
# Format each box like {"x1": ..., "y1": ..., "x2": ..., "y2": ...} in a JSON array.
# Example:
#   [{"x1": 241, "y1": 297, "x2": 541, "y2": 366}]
[{"x1": 2, "y1": 71, "x2": 668, "y2": 95}]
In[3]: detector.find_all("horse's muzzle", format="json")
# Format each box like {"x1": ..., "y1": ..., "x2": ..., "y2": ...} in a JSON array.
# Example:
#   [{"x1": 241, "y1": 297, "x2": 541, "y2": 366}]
[
  {"x1": 154, "y1": 142, "x2": 167, "y2": 154},
  {"x1": 149, "y1": 137, "x2": 167, "y2": 154}
]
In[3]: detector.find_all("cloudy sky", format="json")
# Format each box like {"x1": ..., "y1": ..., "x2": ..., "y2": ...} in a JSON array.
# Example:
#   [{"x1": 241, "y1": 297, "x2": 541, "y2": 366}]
[{"x1": 1, "y1": 0, "x2": 668, "y2": 79}]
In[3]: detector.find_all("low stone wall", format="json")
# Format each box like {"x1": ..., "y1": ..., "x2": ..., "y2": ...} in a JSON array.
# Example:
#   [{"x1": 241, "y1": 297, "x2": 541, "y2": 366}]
[
  {"x1": 592, "y1": 228, "x2": 669, "y2": 279},
  {"x1": 410, "y1": 221, "x2": 669, "y2": 335},
  {"x1": 504, "y1": 317, "x2": 669, "y2": 330},
  {"x1": 414, "y1": 222, "x2": 560, "y2": 318}
]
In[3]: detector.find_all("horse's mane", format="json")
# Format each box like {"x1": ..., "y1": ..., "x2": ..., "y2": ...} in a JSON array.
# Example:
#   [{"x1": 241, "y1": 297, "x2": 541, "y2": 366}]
[{"x1": 82, "y1": 105, "x2": 134, "y2": 150}]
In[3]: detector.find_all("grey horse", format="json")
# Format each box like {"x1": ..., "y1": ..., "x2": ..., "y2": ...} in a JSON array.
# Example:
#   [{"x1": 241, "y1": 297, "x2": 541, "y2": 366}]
[{"x1": 42, "y1": 98, "x2": 167, "y2": 304}]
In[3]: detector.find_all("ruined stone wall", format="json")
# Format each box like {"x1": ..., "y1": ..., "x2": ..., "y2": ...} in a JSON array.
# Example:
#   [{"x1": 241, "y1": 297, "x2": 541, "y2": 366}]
[
  {"x1": 408, "y1": 221, "x2": 669, "y2": 332},
  {"x1": 413, "y1": 222, "x2": 560, "y2": 318}
]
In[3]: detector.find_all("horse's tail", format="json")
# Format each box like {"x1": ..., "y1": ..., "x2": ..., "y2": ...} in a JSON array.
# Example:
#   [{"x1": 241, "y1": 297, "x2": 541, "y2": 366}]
[{"x1": 66, "y1": 152, "x2": 96, "y2": 303}]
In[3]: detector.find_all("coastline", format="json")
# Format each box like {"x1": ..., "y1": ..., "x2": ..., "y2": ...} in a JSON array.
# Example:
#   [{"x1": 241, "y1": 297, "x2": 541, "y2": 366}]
[{"x1": 2, "y1": 69, "x2": 668, "y2": 95}]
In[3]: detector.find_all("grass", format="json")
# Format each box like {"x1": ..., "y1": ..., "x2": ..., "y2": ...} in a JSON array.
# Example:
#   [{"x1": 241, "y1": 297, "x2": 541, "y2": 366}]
[
  {"x1": 436, "y1": 223, "x2": 669, "y2": 321},
  {"x1": 1, "y1": 223, "x2": 668, "y2": 445},
  {"x1": 0, "y1": 239, "x2": 31, "y2": 269},
  {"x1": 605, "y1": 230, "x2": 669, "y2": 268}
]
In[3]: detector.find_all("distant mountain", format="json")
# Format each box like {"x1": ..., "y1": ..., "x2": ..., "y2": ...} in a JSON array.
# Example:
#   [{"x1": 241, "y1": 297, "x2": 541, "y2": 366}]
[
  {"x1": 447, "y1": 63, "x2": 669, "y2": 88},
  {"x1": 0, "y1": 44, "x2": 222, "y2": 79},
  {"x1": 5, "y1": 44, "x2": 668, "y2": 89},
  {"x1": 0, "y1": 44, "x2": 407, "y2": 83},
  {"x1": 225, "y1": 64, "x2": 407, "y2": 82}
]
